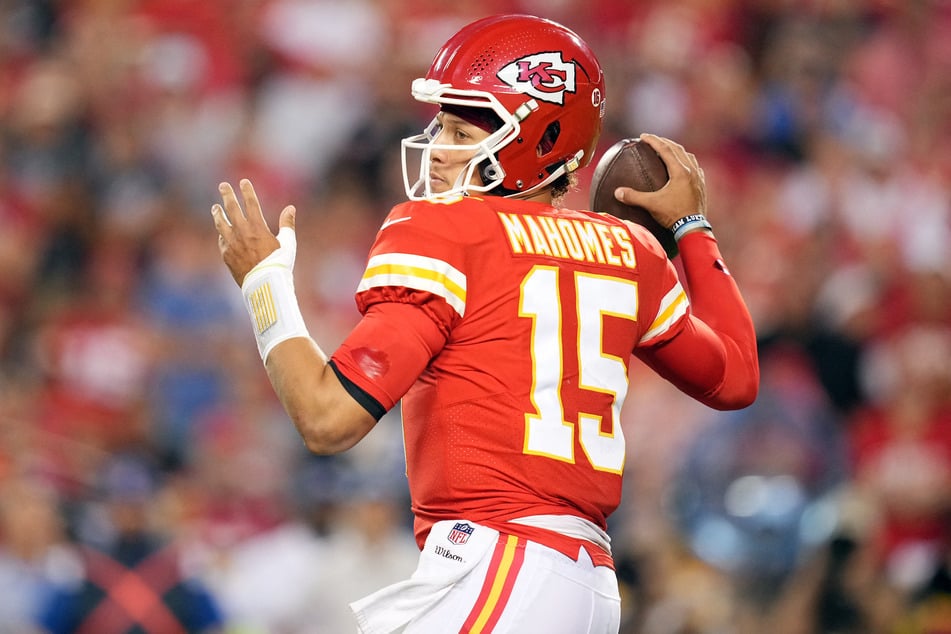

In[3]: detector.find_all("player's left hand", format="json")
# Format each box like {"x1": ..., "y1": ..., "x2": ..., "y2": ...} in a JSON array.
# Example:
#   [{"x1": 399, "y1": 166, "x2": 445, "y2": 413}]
[{"x1": 211, "y1": 179, "x2": 296, "y2": 286}]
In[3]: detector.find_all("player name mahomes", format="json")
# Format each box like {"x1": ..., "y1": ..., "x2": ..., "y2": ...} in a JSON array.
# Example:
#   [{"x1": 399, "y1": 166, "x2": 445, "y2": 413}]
[{"x1": 497, "y1": 211, "x2": 637, "y2": 269}]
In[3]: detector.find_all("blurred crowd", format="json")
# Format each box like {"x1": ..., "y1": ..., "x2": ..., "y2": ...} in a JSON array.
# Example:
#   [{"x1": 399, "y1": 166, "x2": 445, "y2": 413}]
[{"x1": 0, "y1": 0, "x2": 949, "y2": 632}]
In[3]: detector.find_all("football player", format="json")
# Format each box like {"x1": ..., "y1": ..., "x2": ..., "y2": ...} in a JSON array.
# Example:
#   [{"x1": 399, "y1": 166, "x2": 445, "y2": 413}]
[{"x1": 212, "y1": 14, "x2": 759, "y2": 634}]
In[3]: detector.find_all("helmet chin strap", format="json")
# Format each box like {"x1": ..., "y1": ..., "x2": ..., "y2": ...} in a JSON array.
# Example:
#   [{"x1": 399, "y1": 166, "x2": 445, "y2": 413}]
[{"x1": 480, "y1": 149, "x2": 585, "y2": 199}]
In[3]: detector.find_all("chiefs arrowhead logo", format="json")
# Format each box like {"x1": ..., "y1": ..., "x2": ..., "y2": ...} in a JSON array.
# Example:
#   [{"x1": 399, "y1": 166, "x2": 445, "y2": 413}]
[{"x1": 497, "y1": 52, "x2": 576, "y2": 105}]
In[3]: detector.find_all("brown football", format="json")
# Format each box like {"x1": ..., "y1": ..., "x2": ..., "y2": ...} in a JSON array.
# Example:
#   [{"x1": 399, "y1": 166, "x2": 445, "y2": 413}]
[{"x1": 589, "y1": 137, "x2": 677, "y2": 258}]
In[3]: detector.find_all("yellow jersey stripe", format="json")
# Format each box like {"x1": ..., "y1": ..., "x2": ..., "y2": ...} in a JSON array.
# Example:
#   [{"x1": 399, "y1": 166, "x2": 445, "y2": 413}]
[
  {"x1": 357, "y1": 253, "x2": 467, "y2": 317},
  {"x1": 641, "y1": 283, "x2": 688, "y2": 343}
]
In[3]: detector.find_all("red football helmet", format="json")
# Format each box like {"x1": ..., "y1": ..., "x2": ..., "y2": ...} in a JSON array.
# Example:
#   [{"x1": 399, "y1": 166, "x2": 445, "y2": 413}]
[{"x1": 402, "y1": 14, "x2": 606, "y2": 200}]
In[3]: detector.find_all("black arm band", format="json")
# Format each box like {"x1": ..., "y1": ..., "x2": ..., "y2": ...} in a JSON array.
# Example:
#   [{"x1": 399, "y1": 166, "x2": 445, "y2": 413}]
[{"x1": 328, "y1": 360, "x2": 387, "y2": 421}]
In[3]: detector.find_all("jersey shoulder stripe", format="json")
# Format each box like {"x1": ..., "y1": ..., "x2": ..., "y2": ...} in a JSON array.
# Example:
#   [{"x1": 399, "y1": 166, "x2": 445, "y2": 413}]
[
  {"x1": 357, "y1": 252, "x2": 467, "y2": 317},
  {"x1": 640, "y1": 281, "x2": 688, "y2": 344}
]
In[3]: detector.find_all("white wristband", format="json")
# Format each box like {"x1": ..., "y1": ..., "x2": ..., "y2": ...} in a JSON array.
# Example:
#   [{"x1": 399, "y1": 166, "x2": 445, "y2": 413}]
[{"x1": 240, "y1": 226, "x2": 309, "y2": 362}]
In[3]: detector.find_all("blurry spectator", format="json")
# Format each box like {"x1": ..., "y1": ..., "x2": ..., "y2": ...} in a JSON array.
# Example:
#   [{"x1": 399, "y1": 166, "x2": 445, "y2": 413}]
[
  {"x1": 205, "y1": 429, "x2": 416, "y2": 633},
  {"x1": 189, "y1": 404, "x2": 413, "y2": 633},
  {"x1": 138, "y1": 211, "x2": 246, "y2": 466},
  {"x1": 38, "y1": 452, "x2": 224, "y2": 634},
  {"x1": 0, "y1": 162, "x2": 42, "y2": 366},
  {"x1": 293, "y1": 184, "x2": 382, "y2": 350},
  {"x1": 4, "y1": 53, "x2": 95, "y2": 297},
  {"x1": 0, "y1": 475, "x2": 74, "y2": 633},
  {"x1": 892, "y1": 546, "x2": 951, "y2": 633},
  {"x1": 202, "y1": 491, "x2": 330, "y2": 633},
  {"x1": 29, "y1": 237, "x2": 157, "y2": 494},
  {"x1": 178, "y1": 387, "x2": 301, "y2": 556},
  {"x1": 87, "y1": 115, "x2": 172, "y2": 245},
  {"x1": 308, "y1": 490, "x2": 418, "y2": 633},
  {"x1": 295, "y1": 408, "x2": 417, "y2": 633},
  {"x1": 160, "y1": 358, "x2": 312, "y2": 633},
  {"x1": 848, "y1": 326, "x2": 951, "y2": 595},
  {"x1": 658, "y1": 347, "x2": 847, "y2": 632},
  {"x1": 249, "y1": 0, "x2": 387, "y2": 192},
  {"x1": 331, "y1": 67, "x2": 426, "y2": 210}
]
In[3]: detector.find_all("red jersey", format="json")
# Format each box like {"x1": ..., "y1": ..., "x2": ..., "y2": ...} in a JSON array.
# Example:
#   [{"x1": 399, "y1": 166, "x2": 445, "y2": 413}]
[{"x1": 331, "y1": 194, "x2": 757, "y2": 566}]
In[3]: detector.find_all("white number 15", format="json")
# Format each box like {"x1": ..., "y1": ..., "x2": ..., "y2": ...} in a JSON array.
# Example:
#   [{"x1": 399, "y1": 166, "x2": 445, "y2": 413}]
[{"x1": 519, "y1": 266, "x2": 636, "y2": 474}]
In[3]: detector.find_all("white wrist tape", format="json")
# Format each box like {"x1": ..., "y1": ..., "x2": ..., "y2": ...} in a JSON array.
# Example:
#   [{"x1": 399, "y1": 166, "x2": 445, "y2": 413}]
[{"x1": 241, "y1": 226, "x2": 309, "y2": 362}]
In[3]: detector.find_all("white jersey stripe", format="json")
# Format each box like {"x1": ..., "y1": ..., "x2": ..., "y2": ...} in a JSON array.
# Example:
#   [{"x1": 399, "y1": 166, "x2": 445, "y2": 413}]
[
  {"x1": 639, "y1": 281, "x2": 688, "y2": 344},
  {"x1": 358, "y1": 252, "x2": 467, "y2": 317}
]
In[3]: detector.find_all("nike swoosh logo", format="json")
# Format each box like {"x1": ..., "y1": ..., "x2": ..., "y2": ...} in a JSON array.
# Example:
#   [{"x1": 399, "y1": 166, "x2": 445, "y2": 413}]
[{"x1": 380, "y1": 216, "x2": 412, "y2": 231}]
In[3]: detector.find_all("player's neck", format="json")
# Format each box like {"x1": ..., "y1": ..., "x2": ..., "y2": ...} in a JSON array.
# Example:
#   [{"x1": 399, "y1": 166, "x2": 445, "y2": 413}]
[{"x1": 490, "y1": 189, "x2": 552, "y2": 205}]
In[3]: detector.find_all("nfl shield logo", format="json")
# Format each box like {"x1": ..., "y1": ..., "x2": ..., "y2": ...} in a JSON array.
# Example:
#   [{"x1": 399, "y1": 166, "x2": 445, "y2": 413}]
[{"x1": 447, "y1": 522, "x2": 474, "y2": 545}]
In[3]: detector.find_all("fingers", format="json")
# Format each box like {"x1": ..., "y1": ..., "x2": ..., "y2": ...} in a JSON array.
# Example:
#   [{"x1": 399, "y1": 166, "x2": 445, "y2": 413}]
[
  {"x1": 214, "y1": 177, "x2": 293, "y2": 239},
  {"x1": 210, "y1": 203, "x2": 232, "y2": 239},
  {"x1": 639, "y1": 133, "x2": 705, "y2": 193},
  {"x1": 211, "y1": 205, "x2": 231, "y2": 258},
  {"x1": 640, "y1": 133, "x2": 693, "y2": 174},
  {"x1": 217, "y1": 181, "x2": 245, "y2": 238},
  {"x1": 239, "y1": 179, "x2": 268, "y2": 228},
  {"x1": 612, "y1": 134, "x2": 709, "y2": 227},
  {"x1": 278, "y1": 205, "x2": 296, "y2": 231},
  {"x1": 212, "y1": 182, "x2": 241, "y2": 254},
  {"x1": 613, "y1": 186, "x2": 648, "y2": 208},
  {"x1": 216, "y1": 179, "x2": 270, "y2": 229}
]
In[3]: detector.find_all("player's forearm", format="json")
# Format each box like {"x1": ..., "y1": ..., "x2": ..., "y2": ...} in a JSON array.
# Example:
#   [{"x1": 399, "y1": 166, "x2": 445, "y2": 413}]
[
  {"x1": 678, "y1": 231, "x2": 758, "y2": 363},
  {"x1": 646, "y1": 230, "x2": 760, "y2": 409},
  {"x1": 264, "y1": 337, "x2": 378, "y2": 454},
  {"x1": 638, "y1": 316, "x2": 758, "y2": 409}
]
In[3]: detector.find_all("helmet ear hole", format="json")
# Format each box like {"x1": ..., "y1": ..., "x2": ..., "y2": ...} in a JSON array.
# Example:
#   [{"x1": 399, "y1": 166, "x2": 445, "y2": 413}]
[
  {"x1": 483, "y1": 164, "x2": 503, "y2": 180},
  {"x1": 537, "y1": 121, "x2": 561, "y2": 157}
]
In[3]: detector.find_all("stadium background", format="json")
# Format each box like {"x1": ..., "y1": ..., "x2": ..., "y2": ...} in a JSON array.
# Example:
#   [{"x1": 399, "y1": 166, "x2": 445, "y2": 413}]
[{"x1": 0, "y1": 0, "x2": 949, "y2": 632}]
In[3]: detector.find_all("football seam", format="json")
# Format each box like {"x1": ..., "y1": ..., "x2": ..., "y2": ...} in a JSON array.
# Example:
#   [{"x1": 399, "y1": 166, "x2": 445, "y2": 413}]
[{"x1": 631, "y1": 147, "x2": 657, "y2": 191}]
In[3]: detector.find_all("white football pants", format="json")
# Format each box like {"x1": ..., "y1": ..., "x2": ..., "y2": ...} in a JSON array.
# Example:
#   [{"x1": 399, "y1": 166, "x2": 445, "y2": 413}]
[{"x1": 351, "y1": 519, "x2": 621, "y2": 633}]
